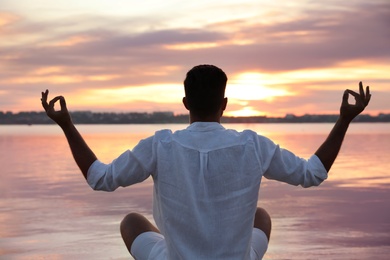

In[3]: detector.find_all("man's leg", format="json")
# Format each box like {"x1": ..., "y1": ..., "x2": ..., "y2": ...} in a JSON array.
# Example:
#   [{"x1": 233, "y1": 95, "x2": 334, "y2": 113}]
[
  {"x1": 120, "y1": 212, "x2": 160, "y2": 254},
  {"x1": 254, "y1": 207, "x2": 271, "y2": 241}
]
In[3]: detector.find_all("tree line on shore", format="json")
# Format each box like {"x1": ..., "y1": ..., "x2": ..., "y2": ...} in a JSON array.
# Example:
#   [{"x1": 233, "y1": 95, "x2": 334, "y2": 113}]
[{"x1": 0, "y1": 111, "x2": 389, "y2": 124}]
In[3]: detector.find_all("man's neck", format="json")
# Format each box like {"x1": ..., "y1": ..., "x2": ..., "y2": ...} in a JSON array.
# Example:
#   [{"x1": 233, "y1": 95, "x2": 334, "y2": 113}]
[{"x1": 189, "y1": 113, "x2": 221, "y2": 124}]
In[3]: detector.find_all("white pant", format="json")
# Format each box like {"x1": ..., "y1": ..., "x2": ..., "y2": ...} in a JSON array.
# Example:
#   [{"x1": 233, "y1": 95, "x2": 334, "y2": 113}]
[{"x1": 131, "y1": 228, "x2": 268, "y2": 260}]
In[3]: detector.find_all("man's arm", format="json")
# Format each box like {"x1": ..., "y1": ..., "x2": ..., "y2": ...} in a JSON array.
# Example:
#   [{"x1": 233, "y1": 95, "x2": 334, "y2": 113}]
[
  {"x1": 315, "y1": 82, "x2": 371, "y2": 172},
  {"x1": 41, "y1": 90, "x2": 97, "y2": 179}
]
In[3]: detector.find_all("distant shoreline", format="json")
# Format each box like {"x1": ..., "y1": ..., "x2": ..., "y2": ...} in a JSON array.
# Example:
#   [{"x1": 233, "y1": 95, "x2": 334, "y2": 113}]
[{"x1": 1, "y1": 111, "x2": 389, "y2": 124}]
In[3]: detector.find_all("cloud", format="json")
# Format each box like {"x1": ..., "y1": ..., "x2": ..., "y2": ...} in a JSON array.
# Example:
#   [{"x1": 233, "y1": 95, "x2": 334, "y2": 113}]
[
  {"x1": 0, "y1": 1, "x2": 389, "y2": 114},
  {"x1": 3, "y1": 2, "x2": 389, "y2": 74}
]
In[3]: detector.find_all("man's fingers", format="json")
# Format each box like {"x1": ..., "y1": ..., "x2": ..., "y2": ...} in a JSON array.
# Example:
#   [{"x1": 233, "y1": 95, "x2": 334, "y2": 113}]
[
  {"x1": 347, "y1": 89, "x2": 368, "y2": 109},
  {"x1": 346, "y1": 89, "x2": 365, "y2": 106},
  {"x1": 365, "y1": 86, "x2": 371, "y2": 106},
  {"x1": 346, "y1": 89, "x2": 360, "y2": 99},
  {"x1": 40, "y1": 89, "x2": 68, "y2": 117},
  {"x1": 41, "y1": 89, "x2": 48, "y2": 101},
  {"x1": 359, "y1": 81, "x2": 365, "y2": 100},
  {"x1": 59, "y1": 96, "x2": 68, "y2": 111},
  {"x1": 341, "y1": 83, "x2": 371, "y2": 119},
  {"x1": 48, "y1": 96, "x2": 62, "y2": 106},
  {"x1": 359, "y1": 82, "x2": 372, "y2": 107},
  {"x1": 342, "y1": 90, "x2": 349, "y2": 105},
  {"x1": 46, "y1": 96, "x2": 63, "y2": 113},
  {"x1": 41, "y1": 90, "x2": 49, "y2": 110}
]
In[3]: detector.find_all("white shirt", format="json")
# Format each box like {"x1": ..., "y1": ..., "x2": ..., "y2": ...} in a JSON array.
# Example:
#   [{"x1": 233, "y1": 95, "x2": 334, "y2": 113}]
[{"x1": 87, "y1": 122, "x2": 327, "y2": 259}]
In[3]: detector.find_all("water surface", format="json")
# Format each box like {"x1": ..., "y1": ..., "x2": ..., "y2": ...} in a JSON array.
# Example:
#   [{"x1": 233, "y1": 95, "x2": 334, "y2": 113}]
[{"x1": 1, "y1": 123, "x2": 389, "y2": 259}]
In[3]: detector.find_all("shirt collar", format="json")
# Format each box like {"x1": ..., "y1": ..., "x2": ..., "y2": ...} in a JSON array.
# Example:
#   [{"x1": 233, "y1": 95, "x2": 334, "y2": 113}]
[{"x1": 186, "y1": 122, "x2": 225, "y2": 132}]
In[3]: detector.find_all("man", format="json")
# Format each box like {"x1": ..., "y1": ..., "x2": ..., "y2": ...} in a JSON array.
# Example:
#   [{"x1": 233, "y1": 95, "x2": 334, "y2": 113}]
[{"x1": 41, "y1": 64, "x2": 371, "y2": 259}]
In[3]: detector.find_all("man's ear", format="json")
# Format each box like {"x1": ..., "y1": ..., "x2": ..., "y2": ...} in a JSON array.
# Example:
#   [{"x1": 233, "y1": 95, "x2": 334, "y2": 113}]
[
  {"x1": 182, "y1": 97, "x2": 190, "y2": 110},
  {"x1": 222, "y1": 97, "x2": 228, "y2": 111}
]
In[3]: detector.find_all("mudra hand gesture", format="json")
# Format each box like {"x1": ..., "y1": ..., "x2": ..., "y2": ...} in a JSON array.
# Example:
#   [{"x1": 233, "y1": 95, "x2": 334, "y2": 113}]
[
  {"x1": 41, "y1": 89, "x2": 72, "y2": 127},
  {"x1": 340, "y1": 81, "x2": 371, "y2": 122}
]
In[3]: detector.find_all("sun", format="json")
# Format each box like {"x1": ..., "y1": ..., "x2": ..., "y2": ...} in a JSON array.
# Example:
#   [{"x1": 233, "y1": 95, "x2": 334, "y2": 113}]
[
  {"x1": 223, "y1": 72, "x2": 291, "y2": 117},
  {"x1": 225, "y1": 106, "x2": 265, "y2": 117},
  {"x1": 226, "y1": 72, "x2": 289, "y2": 101}
]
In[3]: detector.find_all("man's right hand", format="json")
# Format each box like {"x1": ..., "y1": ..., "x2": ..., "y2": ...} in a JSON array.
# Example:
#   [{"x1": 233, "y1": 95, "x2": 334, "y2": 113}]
[
  {"x1": 41, "y1": 89, "x2": 97, "y2": 179},
  {"x1": 41, "y1": 89, "x2": 72, "y2": 127}
]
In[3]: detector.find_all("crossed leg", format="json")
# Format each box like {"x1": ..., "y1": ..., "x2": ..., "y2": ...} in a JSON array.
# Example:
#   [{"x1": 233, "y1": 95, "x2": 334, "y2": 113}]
[
  {"x1": 120, "y1": 207, "x2": 271, "y2": 256},
  {"x1": 120, "y1": 213, "x2": 160, "y2": 255},
  {"x1": 254, "y1": 207, "x2": 272, "y2": 241}
]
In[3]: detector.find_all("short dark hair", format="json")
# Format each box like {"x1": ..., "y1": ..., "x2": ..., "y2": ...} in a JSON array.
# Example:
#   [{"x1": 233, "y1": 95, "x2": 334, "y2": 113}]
[{"x1": 184, "y1": 64, "x2": 227, "y2": 117}]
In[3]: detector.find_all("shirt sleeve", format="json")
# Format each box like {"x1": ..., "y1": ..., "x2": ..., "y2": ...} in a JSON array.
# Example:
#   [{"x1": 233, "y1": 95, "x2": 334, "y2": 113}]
[
  {"x1": 257, "y1": 135, "x2": 328, "y2": 187},
  {"x1": 86, "y1": 136, "x2": 155, "y2": 191}
]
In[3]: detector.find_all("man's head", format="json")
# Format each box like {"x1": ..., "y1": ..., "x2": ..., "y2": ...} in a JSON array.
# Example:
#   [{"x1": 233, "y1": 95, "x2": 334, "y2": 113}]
[{"x1": 183, "y1": 65, "x2": 228, "y2": 120}]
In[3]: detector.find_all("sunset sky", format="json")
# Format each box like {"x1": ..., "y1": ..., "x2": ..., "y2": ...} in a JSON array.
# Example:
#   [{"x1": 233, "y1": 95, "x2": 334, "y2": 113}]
[{"x1": 1, "y1": 0, "x2": 389, "y2": 117}]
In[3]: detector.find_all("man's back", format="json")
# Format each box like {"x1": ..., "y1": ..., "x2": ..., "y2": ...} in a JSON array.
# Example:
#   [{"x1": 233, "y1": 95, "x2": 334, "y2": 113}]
[{"x1": 152, "y1": 122, "x2": 263, "y2": 259}]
